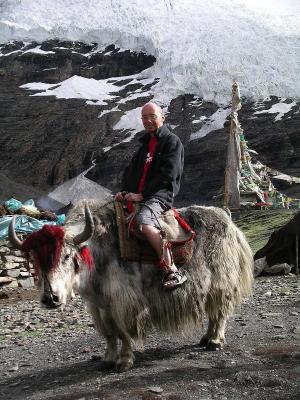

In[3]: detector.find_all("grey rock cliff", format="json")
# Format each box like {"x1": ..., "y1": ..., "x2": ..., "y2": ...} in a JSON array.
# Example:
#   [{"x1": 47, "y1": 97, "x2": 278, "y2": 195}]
[{"x1": 0, "y1": 40, "x2": 299, "y2": 204}]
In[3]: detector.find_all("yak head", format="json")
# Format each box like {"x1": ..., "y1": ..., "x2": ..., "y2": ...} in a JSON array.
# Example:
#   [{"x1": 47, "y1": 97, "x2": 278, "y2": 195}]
[{"x1": 9, "y1": 205, "x2": 94, "y2": 309}]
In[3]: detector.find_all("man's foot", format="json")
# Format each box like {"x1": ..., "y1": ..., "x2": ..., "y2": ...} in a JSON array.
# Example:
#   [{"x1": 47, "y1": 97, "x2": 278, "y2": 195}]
[{"x1": 162, "y1": 270, "x2": 187, "y2": 290}]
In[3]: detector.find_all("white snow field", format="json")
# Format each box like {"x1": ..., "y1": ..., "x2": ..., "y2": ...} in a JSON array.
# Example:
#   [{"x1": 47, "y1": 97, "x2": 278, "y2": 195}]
[{"x1": 0, "y1": 0, "x2": 299, "y2": 105}]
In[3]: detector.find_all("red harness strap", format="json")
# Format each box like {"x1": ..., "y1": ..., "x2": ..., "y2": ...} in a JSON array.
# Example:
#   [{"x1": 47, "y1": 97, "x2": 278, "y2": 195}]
[{"x1": 171, "y1": 208, "x2": 196, "y2": 244}]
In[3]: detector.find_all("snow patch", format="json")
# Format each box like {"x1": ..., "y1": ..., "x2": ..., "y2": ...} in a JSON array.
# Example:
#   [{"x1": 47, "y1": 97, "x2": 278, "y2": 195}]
[
  {"x1": 102, "y1": 107, "x2": 144, "y2": 152},
  {"x1": 190, "y1": 108, "x2": 231, "y2": 141},
  {"x1": 192, "y1": 116, "x2": 207, "y2": 124},
  {"x1": 113, "y1": 107, "x2": 143, "y2": 132},
  {"x1": 21, "y1": 75, "x2": 122, "y2": 103},
  {"x1": 20, "y1": 74, "x2": 158, "y2": 107},
  {"x1": 254, "y1": 101, "x2": 297, "y2": 121},
  {"x1": 20, "y1": 82, "x2": 58, "y2": 91},
  {"x1": 23, "y1": 45, "x2": 55, "y2": 54}
]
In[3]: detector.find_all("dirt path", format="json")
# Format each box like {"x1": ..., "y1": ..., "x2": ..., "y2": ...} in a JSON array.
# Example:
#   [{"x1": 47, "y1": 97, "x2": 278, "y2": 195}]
[{"x1": 0, "y1": 275, "x2": 299, "y2": 400}]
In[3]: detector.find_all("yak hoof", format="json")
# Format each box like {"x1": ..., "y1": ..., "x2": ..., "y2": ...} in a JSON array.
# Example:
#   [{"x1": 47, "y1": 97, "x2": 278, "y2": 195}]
[
  {"x1": 206, "y1": 341, "x2": 223, "y2": 351},
  {"x1": 116, "y1": 358, "x2": 134, "y2": 373}
]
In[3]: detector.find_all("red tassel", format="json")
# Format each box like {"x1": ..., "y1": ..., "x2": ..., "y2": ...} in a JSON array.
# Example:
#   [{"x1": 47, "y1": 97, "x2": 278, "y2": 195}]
[
  {"x1": 21, "y1": 225, "x2": 65, "y2": 274},
  {"x1": 126, "y1": 200, "x2": 135, "y2": 214},
  {"x1": 79, "y1": 246, "x2": 94, "y2": 271}
]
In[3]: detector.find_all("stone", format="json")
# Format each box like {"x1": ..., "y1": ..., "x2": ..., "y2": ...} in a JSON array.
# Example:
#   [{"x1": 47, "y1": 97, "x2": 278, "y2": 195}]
[
  {"x1": 279, "y1": 288, "x2": 290, "y2": 296},
  {"x1": 25, "y1": 324, "x2": 36, "y2": 332},
  {"x1": 261, "y1": 313, "x2": 282, "y2": 317},
  {"x1": 6, "y1": 269, "x2": 21, "y2": 278},
  {"x1": 148, "y1": 387, "x2": 163, "y2": 394},
  {"x1": 0, "y1": 276, "x2": 15, "y2": 283},
  {"x1": 10, "y1": 250, "x2": 23, "y2": 257},
  {"x1": 19, "y1": 271, "x2": 31, "y2": 277},
  {"x1": 293, "y1": 326, "x2": 300, "y2": 337},
  {"x1": 18, "y1": 277, "x2": 34, "y2": 288},
  {"x1": 8, "y1": 364, "x2": 19, "y2": 372},
  {"x1": 254, "y1": 257, "x2": 267, "y2": 277},
  {"x1": 265, "y1": 263, "x2": 292, "y2": 275},
  {"x1": 263, "y1": 291, "x2": 272, "y2": 297},
  {"x1": 4, "y1": 255, "x2": 23, "y2": 263},
  {"x1": 81, "y1": 347, "x2": 91, "y2": 353},
  {"x1": 3, "y1": 262, "x2": 20, "y2": 270}
]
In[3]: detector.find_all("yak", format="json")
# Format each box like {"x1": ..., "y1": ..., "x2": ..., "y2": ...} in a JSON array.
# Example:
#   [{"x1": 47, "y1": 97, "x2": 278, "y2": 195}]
[
  {"x1": 9, "y1": 200, "x2": 254, "y2": 372},
  {"x1": 255, "y1": 211, "x2": 300, "y2": 273}
]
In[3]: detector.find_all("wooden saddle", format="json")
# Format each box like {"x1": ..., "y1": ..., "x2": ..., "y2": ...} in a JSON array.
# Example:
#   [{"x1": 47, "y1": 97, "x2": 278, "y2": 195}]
[{"x1": 115, "y1": 201, "x2": 195, "y2": 264}]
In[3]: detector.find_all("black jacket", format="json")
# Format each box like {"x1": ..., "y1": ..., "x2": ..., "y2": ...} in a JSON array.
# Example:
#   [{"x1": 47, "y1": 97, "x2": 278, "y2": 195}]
[{"x1": 122, "y1": 124, "x2": 184, "y2": 207}]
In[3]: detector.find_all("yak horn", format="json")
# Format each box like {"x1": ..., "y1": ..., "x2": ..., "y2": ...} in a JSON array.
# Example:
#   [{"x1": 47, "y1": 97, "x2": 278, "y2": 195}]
[
  {"x1": 73, "y1": 205, "x2": 94, "y2": 245},
  {"x1": 8, "y1": 217, "x2": 23, "y2": 250}
]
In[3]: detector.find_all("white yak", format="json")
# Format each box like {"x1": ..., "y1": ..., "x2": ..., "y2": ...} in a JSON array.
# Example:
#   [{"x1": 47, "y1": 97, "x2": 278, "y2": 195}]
[{"x1": 9, "y1": 200, "x2": 253, "y2": 372}]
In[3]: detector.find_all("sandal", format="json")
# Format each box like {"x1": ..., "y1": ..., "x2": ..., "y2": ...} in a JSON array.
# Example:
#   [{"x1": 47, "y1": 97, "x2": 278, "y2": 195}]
[{"x1": 162, "y1": 270, "x2": 187, "y2": 290}]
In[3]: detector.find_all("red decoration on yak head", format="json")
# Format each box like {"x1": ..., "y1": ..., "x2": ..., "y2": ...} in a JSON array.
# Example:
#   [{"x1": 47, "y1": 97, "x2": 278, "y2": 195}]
[
  {"x1": 79, "y1": 246, "x2": 94, "y2": 271},
  {"x1": 21, "y1": 225, "x2": 65, "y2": 274}
]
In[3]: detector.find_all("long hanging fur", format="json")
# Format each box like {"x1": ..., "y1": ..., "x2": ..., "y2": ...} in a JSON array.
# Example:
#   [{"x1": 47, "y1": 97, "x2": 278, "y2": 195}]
[
  {"x1": 21, "y1": 225, "x2": 65, "y2": 274},
  {"x1": 66, "y1": 201, "x2": 254, "y2": 340}
]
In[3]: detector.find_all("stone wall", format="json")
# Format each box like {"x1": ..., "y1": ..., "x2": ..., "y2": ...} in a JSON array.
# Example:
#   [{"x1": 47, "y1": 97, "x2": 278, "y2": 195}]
[{"x1": 0, "y1": 239, "x2": 34, "y2": 289}]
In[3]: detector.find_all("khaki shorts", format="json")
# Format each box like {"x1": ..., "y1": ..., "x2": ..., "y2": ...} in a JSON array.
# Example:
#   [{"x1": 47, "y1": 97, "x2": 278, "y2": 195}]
[{"x1": 135, "y1": 199, "x2": 167, "y2": 228}]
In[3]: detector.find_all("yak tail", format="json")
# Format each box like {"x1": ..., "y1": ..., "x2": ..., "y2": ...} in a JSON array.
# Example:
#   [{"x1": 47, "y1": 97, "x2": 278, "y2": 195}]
[
  {"x1": 235, "y1": 226, "x2": 254, "y2": 299},
  {"x1": 205, "y1": 216, "x2": 254, "y2": 321}
]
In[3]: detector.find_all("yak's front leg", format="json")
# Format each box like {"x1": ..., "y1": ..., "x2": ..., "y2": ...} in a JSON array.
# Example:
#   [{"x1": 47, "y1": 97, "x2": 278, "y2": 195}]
[
  {"x1": 88, "y1": 304, "x2": 118, "y2": 364},
  {"x1": 200, "y1": 313, "x2": 227, "y2": 351},
  {"x1": 116, "y1": 330, "x2": 134, "y2": 372}
]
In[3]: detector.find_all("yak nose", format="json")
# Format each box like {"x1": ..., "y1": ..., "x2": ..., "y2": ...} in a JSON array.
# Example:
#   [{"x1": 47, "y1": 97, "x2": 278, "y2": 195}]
[{"x1": 41, "y1": 293, "x2": 61, "y2": 309}]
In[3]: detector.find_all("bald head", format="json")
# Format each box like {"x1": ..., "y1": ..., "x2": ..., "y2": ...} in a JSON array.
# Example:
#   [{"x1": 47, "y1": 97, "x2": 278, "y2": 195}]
[
  {"x1": 142, "y1": 102, "x2": 163, "y2": 115},
  {"x1": 141, "y1": 102, "x2": 165, "y2": 135}
]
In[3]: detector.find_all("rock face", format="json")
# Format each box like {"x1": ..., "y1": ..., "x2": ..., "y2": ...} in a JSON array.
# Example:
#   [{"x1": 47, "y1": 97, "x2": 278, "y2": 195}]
[{"x1": 0, "y1": 40, "x2": 299, "y2": 204}]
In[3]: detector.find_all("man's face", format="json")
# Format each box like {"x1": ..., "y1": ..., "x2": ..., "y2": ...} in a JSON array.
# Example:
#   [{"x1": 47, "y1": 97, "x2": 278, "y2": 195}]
[{"x1": 141, "y1": 104, "x2": 165, "y2": 134}]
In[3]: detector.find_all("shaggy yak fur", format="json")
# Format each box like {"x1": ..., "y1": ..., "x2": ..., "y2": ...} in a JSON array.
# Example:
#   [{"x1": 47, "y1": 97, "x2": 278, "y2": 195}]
[
  {"x1": 16, "y1": 200, "x2": 254, "y2": 372},
  {"x1": 255, "y1": 211, "x2": 300, "y2": 272}
]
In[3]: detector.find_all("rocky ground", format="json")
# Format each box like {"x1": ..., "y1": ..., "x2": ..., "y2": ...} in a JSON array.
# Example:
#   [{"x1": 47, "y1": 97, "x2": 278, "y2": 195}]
[{"x1": 0, "y1": 275, "x2": 299, "y2": 400}]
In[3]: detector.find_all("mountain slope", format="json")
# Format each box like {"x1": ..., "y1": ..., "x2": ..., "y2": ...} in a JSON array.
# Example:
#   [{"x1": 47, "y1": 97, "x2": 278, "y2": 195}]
[{"x1": 0, "y1": 40, "x2": 299, "y2": 203}]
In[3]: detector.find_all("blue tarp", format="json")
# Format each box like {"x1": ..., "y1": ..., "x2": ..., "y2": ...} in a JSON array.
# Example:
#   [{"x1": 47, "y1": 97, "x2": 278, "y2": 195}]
[
  {"x1": 0, "y1": 198, "x2": 65, "y2": 240},
  {"x1": 0, "y1": 215, "x2": 65, "y2": 241}
]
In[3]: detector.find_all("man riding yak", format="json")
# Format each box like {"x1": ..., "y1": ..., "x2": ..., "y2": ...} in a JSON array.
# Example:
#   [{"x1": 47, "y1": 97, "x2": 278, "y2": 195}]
[
  {"x1": 8, "y1": 102, "x2": 254, "y2": 371},
  {"x1": 115, "y1": 102, "x2": 187, "y2": 289}
]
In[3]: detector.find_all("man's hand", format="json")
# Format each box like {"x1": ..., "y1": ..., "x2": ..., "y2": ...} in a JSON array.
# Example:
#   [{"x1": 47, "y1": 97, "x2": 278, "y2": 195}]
[
  {"x1": 124, "y1": 192, "x2": 143, "y2": 202},
  {"x1": 115, "y1": 191, "x2": 126, "y2": 201}
]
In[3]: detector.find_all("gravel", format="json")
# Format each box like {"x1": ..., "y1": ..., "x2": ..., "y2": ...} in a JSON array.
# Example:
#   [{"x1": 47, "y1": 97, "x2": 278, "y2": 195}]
[{"x1": 0, "y1": 275, "x2": 299, "y2": 400}]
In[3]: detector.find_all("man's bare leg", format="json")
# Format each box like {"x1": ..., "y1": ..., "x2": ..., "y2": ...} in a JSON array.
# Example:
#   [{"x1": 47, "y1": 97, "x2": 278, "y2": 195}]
[
  {"x1": 140, "y1": 224, "x2": 173, "y2": 266},
  {"x1": 140, "y1": 224, "x2": 187, "y2": 288}
]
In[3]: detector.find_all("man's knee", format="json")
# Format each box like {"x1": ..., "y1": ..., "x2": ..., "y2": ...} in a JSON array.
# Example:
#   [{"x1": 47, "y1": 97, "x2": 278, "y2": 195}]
[
  {"x1": 139, "y1": 224, "x2": 159, "y2": 235},
  {"x1": 135, "y1": 199, "x2": 165, "y2": 229}
]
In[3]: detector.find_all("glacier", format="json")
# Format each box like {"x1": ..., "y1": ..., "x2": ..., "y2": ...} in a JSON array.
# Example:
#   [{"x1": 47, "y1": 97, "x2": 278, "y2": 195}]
[{"x1": 0, "y1": 0, "x2": 299, "y2": 104}]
